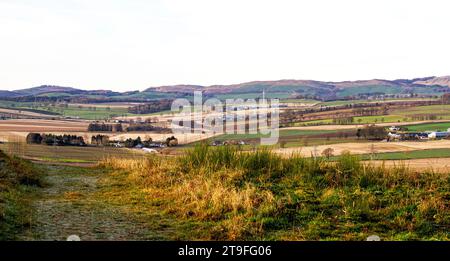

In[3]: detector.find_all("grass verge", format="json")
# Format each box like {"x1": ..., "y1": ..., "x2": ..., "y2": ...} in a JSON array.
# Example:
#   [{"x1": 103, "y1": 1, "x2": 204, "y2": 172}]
[{"x1": 0, "y1": 150, "x2": 43, "y2": 240}]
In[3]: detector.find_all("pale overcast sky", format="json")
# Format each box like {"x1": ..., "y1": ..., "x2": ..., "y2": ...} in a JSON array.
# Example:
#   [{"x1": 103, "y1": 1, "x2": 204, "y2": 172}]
[{"x1": 1, "y1": 0, "x2": 449, "y2": 91}]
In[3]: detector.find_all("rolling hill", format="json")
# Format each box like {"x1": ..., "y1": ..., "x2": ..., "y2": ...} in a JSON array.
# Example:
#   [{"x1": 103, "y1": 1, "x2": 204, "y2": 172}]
[
  {"x1": 1, "y1": 76, "x2": 450, "y2": 102},
  {"x1": 413, "y1": 76, "x2": 450, "y2": 87},
  {"x1": 0, "y1": 90, "x2": 21, "y2": 98},
  {"x1": 145, "y1": 76, "x2": 450, "y2": 100}
]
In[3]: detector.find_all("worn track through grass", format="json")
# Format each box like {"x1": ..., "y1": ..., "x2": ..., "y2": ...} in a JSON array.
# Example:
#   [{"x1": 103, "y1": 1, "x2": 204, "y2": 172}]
[{"x1": 18, "y1": 164, "x2": 181, "y2": 241}]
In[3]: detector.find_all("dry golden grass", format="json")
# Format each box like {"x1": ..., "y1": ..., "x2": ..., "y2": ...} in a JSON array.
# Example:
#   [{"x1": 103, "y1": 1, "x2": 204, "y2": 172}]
[
  {"x1": 99, "y1": 155, "x2": 275, "y2": 240},
  {"x1": 98, "y1": 145, "x2": 450, "y2": 240},
  {"x1": 63, "y1": 191, "x2": 82, "y2": 200}
]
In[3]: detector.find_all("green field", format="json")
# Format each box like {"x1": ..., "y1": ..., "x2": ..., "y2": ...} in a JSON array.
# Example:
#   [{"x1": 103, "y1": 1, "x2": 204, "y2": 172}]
[
  {"x1": 215, "y1": 92, "x2": 292, "y2": 100},
  {"x1": 0, "y1": 100, "x2": 131, "y2": 120},
  {"x1": 214, "y1": 129, "x2": 351, "y2": 141},
  {"x1": 0, "y1": 151, "x2": 42, "y2": 240},
  {"x1": 390, "y1": 104, "x2": 450, "y2": 115},
  {"x1": 404, "y1": 122, "x2": 450, "y2": 132},
  {"x1": 354, "y1": 115, "x2": 407, "y2": 124},
  {"x1": 358, "y1": 148, "x2": 450, "y2": 160},
  {"x1": 295, "y1": 115, "x2": 408, "y2": 126},
  {"x1": 319, "y1": 98, "x2": 438, "y2": 107},
  {"x1": 293, "y1": 103, "x2": 450, "y2": 126},
  {"x1": 280, "y1": 99, "x2": 319, "y2": 104},
  {"x1": 60, "y1": 105, "x2": 129, "y2": 120}
]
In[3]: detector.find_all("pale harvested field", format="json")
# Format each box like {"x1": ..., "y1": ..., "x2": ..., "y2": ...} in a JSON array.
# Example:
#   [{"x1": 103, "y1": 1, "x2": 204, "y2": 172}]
[
  {"x1": 275, "y1": 140, "x2": 450, "y2": 157},
  {"x1": 366, "y1": 158, "x2": 450, "y2": 173},
  {"x1": 0, "y1": 119, "x2": 89, "y2": 142},
  {"x1": 0, "y1": 118, "x2": 216, "y2": 144},
  {"x1": 0, "y1": 108, "x2": 57, "y2": 118},
  {"x1": 0, "y1": 130, "x2": 216, "y2": 144},
  {"x1": 0, "y1": 119, "x2": 88, "y2": 132}
]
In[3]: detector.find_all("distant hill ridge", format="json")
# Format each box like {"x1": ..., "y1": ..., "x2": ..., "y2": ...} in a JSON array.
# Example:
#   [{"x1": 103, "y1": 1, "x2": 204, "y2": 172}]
[
  {"x1": 147, "y1": 76, "x2": 450, "y2": 93},
  {"x1": 1, "y1": 76, "x2": 450, "y2": 101}
]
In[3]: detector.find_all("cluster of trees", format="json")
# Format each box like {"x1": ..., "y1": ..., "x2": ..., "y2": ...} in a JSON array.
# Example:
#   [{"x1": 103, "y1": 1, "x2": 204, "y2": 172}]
[
  {"x1": 441, "y1": 93, "x2": 450, "y2": 104},
  {"x1": 165, "y1": 136, "x2": 179, "y2": 147},
  {"x1": 26, "y1": 133, "x2": 86, "y2": 146},
  {"x1": 356, "y1": 125, "x2": 388, "y2": 140},
  {"x1": 122, "y1": 136, "x2": 178, "y2": 147},
  {"x1": 88, "y1": 123, "x2": 123, "y2": 132},
  {"x1": 352, "y1": 107, "x2": 388, "y2": 117},
  {"x1": 123, "y1": 137, "x2": 146, "y2": 148},
  {"x1": 127, "y1": 99, "x2": 172, "y2": 114},
  {"x1": 91, "y1": 135, "x2": 110, "y2": 146},
  {"x1": 410, "y1": 114, "x2": 439, "y2": 121},
  {"x1": 321, "y1": 148, "x2": 334, "y2": 159},
  {"x1": 332, "y1": 117, "x2": 354, "y2": 125},
  {"x1": 103, "y1": 135, "x2": 179, "y2": 148},
  {"x1": 126, "y1": 123, "x2": 169, "y2": 132}
]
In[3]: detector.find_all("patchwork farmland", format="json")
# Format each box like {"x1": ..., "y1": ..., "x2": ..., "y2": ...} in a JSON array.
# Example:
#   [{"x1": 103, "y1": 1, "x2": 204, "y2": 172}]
[{"x1": 1, "y1": 82, "x2": 450, "y2": 241}]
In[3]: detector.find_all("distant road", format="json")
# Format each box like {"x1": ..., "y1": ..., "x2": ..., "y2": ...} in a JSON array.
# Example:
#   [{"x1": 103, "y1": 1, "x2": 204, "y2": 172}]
[{"x1": 281, "y1": 120, "x2": 450, "y2": 131}]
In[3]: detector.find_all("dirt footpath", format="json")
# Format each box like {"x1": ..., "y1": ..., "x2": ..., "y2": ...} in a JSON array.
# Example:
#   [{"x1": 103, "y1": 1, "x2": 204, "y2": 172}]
[{"x1": 18, "y1": 165, "x2": 179, "y2": 241}]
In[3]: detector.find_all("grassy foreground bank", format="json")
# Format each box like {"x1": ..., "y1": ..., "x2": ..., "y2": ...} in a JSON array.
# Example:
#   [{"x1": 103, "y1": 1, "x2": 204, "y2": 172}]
[
  {"x1": 0, "y1": 151, "x2": 43, "y2": 240},
  {"x1": 100, "y1": 144, "x2": 449, "y2": 240}
]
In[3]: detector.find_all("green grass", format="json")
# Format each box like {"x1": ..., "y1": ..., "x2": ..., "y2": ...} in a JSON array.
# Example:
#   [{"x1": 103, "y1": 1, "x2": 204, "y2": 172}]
[
  {"x1": 404, "y1": 122, "x2": 450, "y2": 132},
  {"x1": 214, "y1": 129, "x2": 350, "y2": 141},
  {"x1": 36, "y1": 92, "x2": 76, "y2": 97},
  {"x1": 391, "y1": 104, "x2": 450, "y2": 115},
  {"x1": 337, "y1": 86, "x2": 403, "y2": 97},
  {"x1": 110, "y1": 91, "x2": 178, "y2": 100},
  {"x1": 292, "y1": 119, "x2": 334, "y2": 126},
  {"x1": 354, "y1": 115, "x2": 406, "y2": 124},
  {"x1": 0, "y1": 100, "x2": 131, "y2": 120},
  {"x1": 0, "y1": 150, "x2": 43, "y2": 240},
  {"x1": 351, "y1": 148, "x2": 450, "y2": 161},
  {"x1": 60, "y1": 105, "x2": 130, "y2": 120},
  {"x1": 319, "y1": 99, "x2": 377, "y2": 106},
  {"x1": 280, "y1": 99, "x2": 319, "y2": 104},
  {"x1": 293, "y1": 115, "x2": 409, "y2": 125},
  {"x1": 0, "y1": 100, "x2": 177, "y2": 120},
  {"x1": 214, "y1": 92, "x2": 292, "y2": 100},
  {"x1": 319, "y1": 98, "x2": 439, "y2": 107},
  {"x1": 100, "y1": 144, "x2": 449, "y2": 240}
]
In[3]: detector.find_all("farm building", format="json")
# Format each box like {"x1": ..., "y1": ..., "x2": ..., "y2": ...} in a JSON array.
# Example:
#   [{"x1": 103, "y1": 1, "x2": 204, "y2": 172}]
[
  {"x1": 427, "y1": 132, "x2": 450, "y2": 139},
  {"x1": 401, "y1": 132, "x2": 429, "y2": 140},
  {"x1": 389, "y1": 126, "x2": 400, "y2": 132}
]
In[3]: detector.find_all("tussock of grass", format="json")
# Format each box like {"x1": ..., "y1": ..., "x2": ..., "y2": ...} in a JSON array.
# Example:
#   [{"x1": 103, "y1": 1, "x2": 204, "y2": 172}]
[
  {"x1": 0, "y1": 150, "x2": 43, "y2": 240},
  {"x1": 100, "y1": 143, "x2": 450, "y2": 240}
]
